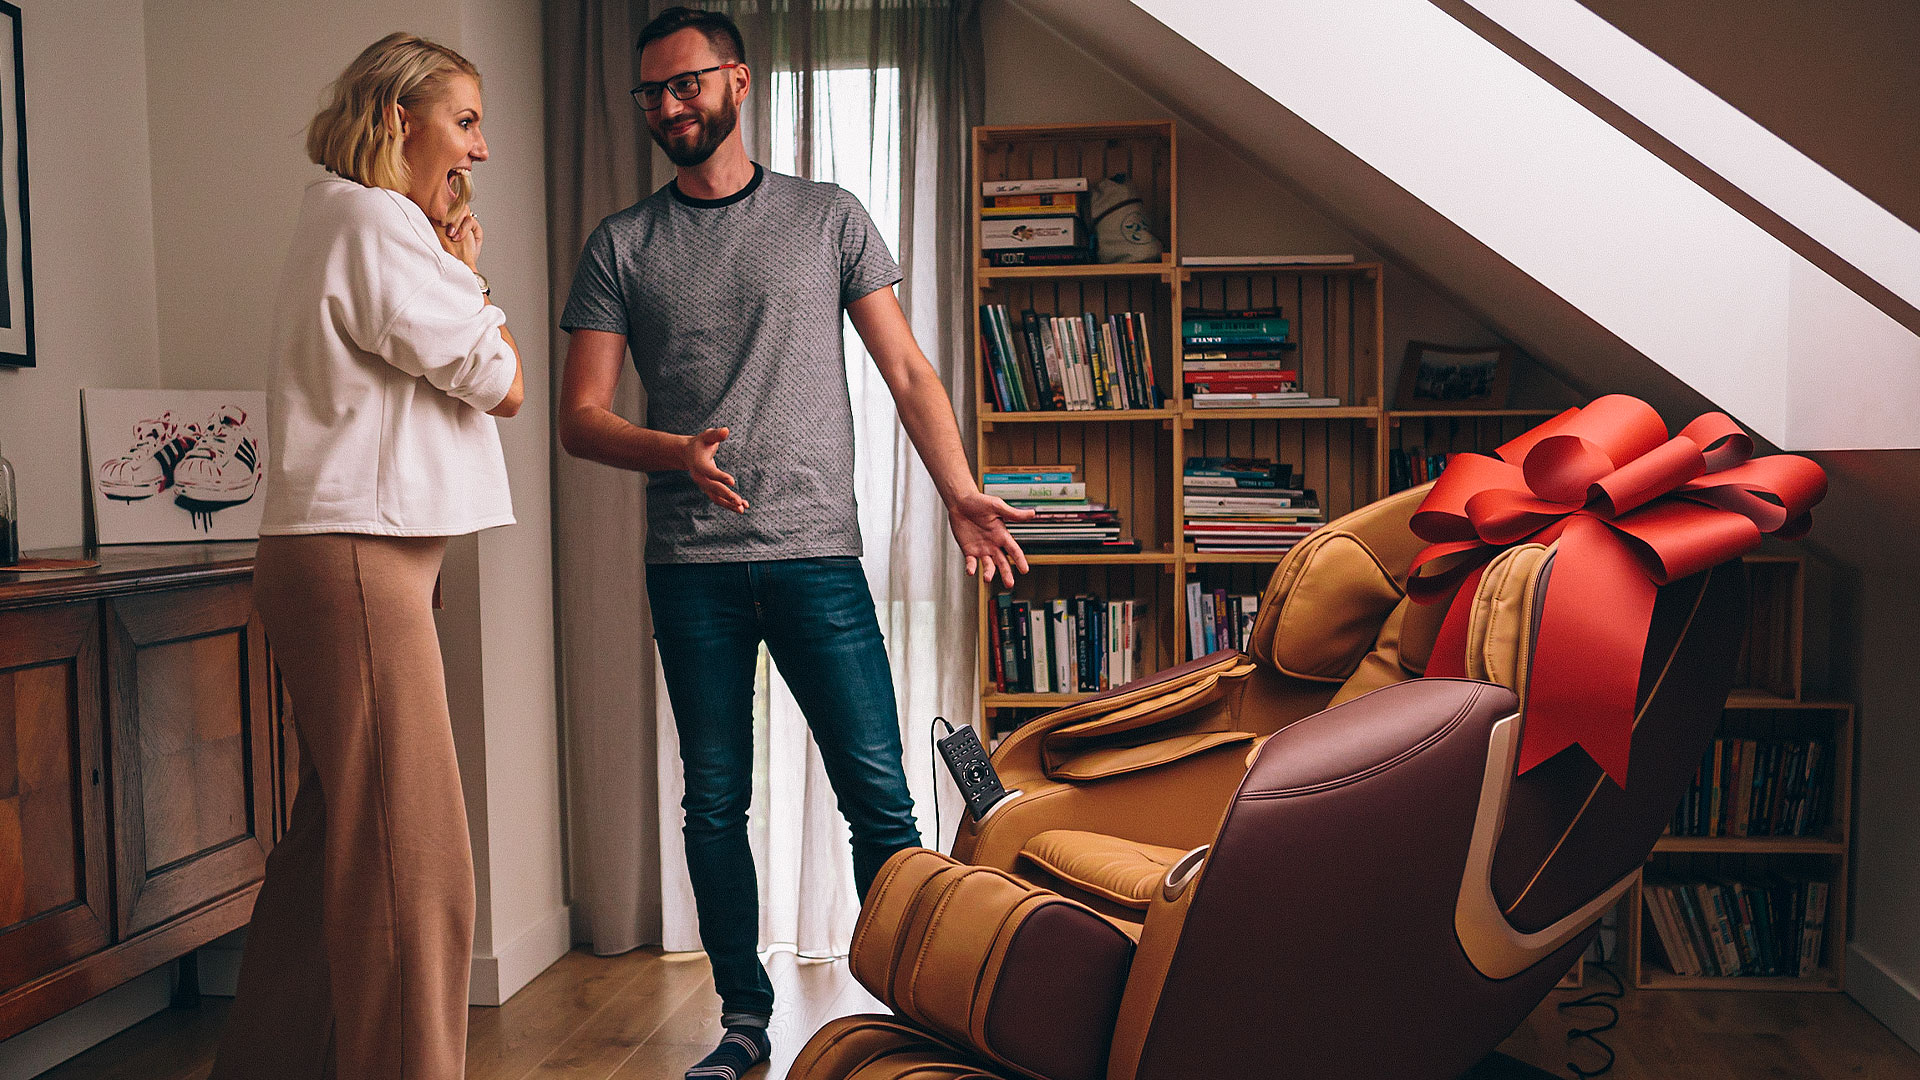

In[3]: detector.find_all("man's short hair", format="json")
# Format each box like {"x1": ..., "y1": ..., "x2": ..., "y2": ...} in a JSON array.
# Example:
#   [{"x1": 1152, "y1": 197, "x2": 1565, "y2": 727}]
[{"x1": 637, "y1": 7, "x2": 746, "y2": 65}]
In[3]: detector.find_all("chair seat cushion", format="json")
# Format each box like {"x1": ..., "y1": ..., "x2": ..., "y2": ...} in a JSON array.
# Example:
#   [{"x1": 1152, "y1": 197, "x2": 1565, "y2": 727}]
[{"x1": 1019, "y1": 830, "x2": 1192, "y2": 910}]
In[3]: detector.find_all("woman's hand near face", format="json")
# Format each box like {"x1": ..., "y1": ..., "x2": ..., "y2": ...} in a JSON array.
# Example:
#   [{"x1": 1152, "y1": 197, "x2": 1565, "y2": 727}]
[{"x1": 439, "y1": 209, "x2": 482, "y2": 269}]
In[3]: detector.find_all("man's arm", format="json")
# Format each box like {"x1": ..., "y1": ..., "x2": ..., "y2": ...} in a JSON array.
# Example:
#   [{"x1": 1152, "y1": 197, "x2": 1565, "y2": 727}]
[
  {"x1": 846, "y1": 287, "x2": 1033, "y2": 584},
  {"x1": 557, "y1": 328, "x2": 747, "y2": 513}
]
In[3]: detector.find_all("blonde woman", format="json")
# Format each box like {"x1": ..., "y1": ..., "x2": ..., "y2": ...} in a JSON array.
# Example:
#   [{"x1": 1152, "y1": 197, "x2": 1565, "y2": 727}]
[{"x1": 211, "y1": 33, "x2": 521, "y2": 1080}]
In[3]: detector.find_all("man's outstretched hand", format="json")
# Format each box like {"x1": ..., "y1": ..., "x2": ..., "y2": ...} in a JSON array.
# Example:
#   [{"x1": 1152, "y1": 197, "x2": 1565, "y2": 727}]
[
  {"x1": 949, "y1": 491, "x2": 1035, "y2": 585},
  {"x1": 683, "y1": 427, "x2": 747, "y2": 513}
]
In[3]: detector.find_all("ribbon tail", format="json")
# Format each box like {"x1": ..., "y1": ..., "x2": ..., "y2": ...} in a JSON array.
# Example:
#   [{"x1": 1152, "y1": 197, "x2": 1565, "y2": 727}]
[{"x1": 1517, "y1": 518, "x2": 1658, "y2": 786}]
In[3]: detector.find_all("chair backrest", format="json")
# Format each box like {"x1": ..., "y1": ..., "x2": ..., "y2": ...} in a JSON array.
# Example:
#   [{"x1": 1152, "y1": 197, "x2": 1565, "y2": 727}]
[
  {"x1": 1240, "y1": 483, "x2": 1452, "y2": 719},
  {"x1": 1120, "y1": 548, "x2": 1746, "y2": 1080}
]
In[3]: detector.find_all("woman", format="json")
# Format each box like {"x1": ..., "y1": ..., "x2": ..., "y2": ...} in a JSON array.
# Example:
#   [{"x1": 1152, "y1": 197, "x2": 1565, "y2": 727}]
[{"x1": 211, "y1": 33, "x2": 522, "y2": 1080}]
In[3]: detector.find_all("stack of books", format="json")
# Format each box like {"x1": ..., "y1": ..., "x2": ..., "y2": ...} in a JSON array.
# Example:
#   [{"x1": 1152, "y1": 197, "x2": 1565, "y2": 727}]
[
  {"x1": 1642, "y1": 875, "x2": 1830, "y2": 979},
  {"x1": 1183, "y1": 307, "x2": 1337, "y2": 408},
  {"x1": 984, "y1": 466, "x2": 1139, "y2": 554},
  {"x1": 1182, "y1": 457, "x2": 1322, "y2": 554},
  {"x1": 980, "y1": 303, "x2": 1162, "y2": 412},
  {"x1": 990, "y1": 592, "x2": 1146, "y2": 693},
  {"x1": 980, "y1": 178, "x2": 1093, "y2": 266},
  {"x1": 1183, "y1": 582, "x2": 1261, "y2": 657}
]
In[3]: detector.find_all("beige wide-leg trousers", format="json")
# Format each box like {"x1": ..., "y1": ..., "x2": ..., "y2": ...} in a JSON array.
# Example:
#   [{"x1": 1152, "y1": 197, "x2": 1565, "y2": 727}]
[{"x1": 211, "y1": 533, "x2": 472, "y2": 1080}]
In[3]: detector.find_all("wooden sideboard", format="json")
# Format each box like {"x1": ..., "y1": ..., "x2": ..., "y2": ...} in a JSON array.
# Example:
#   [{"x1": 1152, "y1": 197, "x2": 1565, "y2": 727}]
[{"x1": 0, "y1": 543, "x2": 290, "y2": 1040}]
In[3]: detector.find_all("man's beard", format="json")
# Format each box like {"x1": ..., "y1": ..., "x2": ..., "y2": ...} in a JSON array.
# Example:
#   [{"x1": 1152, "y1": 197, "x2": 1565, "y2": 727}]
[{"x1": 650, "y1": 93, "x2": 739, "y2": 167}]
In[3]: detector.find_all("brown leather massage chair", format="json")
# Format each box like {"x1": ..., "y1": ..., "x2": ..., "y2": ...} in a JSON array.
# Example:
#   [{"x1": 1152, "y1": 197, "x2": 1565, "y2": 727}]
[{"x1": 791, "y1": 481, "x2": 1749, "y2": 1080}]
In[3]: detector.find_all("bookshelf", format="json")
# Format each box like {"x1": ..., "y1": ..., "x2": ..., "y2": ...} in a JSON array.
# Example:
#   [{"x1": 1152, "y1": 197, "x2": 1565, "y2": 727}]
[
  {"x1": 1627, "y1": 553, "x2": 1853, "y2": 992},
  {"x1": 970, "y1": 119, "x2": 1565, "y2": 731}
]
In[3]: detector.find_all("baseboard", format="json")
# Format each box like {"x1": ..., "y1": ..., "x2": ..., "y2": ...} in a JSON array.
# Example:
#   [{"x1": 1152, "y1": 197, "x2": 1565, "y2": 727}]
[
  {"x1": 1847, "y1": 943, "x2": 1920, "y2": 1054},
  {"x1": 469, "y1": 904, "x2": 572, "y2": 1007},
  {"x1": 0, "y1": 968, "x2": 173, "y2": 1080}
]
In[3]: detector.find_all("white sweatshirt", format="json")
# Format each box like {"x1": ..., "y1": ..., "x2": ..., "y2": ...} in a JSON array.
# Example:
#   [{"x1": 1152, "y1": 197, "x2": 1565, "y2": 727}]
[{"x1": 259, "y1": 175, "x2": 516, "y2": 536}]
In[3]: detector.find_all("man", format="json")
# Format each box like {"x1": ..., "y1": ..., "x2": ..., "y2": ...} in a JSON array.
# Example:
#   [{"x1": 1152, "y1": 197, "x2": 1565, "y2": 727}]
[{"x1": 557, "y1": 8, "x2": 1031, "y2": 1079}]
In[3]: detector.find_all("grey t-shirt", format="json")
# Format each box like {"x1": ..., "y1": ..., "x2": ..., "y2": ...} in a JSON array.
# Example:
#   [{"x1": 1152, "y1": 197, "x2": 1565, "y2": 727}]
[{"x1": 561, "y1": 165, "x2": 902, "y2": 563}]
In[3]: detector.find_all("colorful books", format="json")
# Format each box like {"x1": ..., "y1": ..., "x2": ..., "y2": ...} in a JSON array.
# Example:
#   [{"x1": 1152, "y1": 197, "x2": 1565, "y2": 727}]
[
  {"x1": 988, "y1": 593, "x2": 1145, "y2": 693},
  {"x1": 978, "y1": 304, "x2": 1161, "y2": 412},
  {"x1": 1642, "y1": 875, "x2": 1832, "y2": 979}
]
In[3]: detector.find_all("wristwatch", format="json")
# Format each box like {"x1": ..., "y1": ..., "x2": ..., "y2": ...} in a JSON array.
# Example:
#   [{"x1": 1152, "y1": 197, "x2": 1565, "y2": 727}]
[{"x1": 472, "y1": 269, "x2": 491, "y2": 297}]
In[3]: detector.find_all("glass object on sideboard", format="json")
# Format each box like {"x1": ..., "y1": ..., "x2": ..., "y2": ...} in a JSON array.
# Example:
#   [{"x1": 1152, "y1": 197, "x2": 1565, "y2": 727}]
[{"x1": 0, "y1": 437, "x2": 19, "y2": 566}]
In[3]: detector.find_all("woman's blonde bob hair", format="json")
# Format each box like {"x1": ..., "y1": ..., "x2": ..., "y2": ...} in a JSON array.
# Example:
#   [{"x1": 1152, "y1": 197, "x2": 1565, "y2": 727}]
[{"x1": 307, "y1": 33, "x2": 481, "y2": 204}]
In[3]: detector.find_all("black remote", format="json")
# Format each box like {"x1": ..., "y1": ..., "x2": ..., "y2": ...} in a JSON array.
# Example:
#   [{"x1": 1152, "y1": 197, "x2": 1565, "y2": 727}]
[{"x1": 936, "y1": 720, "x2": 1013, "y2": 822}]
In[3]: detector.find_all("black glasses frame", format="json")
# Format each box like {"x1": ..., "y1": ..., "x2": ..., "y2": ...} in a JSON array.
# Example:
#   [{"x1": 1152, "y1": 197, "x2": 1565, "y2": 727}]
[{"x1": 632, "y1": 63, "x2": 741, "y2": 110}]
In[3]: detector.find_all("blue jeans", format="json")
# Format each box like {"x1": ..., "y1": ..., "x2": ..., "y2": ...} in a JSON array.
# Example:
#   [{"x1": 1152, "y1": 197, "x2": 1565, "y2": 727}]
[{"x1": 646, "y1": 557, "x2": 922, "y2": 1021}]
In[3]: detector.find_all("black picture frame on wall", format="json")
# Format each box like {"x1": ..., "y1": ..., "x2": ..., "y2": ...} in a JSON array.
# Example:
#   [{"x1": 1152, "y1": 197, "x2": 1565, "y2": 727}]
[{"x1": 0, "y1": 1, "x2": 31, "y2": 368}]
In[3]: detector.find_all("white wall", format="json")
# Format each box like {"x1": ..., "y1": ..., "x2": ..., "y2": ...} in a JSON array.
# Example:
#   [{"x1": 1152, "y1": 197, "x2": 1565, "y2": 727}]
[
  {"x1": 0, "y1": 0, "x2": 162, "y2": 551},
  {"x1": 458, "y1": 0, "x2": 568, "y2": 1004}
]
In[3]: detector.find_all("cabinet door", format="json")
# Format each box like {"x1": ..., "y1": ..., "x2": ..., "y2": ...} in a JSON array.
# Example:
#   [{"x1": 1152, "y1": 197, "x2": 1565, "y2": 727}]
[
  {"x1": 104, "y1": 582, "x2": 275, "y2": 938},
  {"x1": 0, "y1": 603, "x2": 112, "y2": 993}
]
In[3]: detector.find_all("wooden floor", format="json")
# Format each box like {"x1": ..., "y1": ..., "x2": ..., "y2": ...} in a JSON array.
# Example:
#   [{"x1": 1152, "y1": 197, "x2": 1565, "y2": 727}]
[{"x1": 31, "y1": 948, "x2": 1920, "y2": 1079}]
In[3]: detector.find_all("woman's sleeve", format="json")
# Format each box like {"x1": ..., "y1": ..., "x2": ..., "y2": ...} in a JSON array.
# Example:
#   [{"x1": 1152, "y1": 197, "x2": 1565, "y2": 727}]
[
  {"x1": 374, "y1": 272, "x2": 517, "y2": 412},
  {"x1": 338, "y1": 191, "x2": 517, "y2": 412}
]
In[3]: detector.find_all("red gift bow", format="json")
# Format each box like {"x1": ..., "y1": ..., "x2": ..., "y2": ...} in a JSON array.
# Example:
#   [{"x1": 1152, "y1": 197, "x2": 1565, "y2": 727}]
[{"x1": 1407, "y1": 395, "x2": 1827, "y2": 786}]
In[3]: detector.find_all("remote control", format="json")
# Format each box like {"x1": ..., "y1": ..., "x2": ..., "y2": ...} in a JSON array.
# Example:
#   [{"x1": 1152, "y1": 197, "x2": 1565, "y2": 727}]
[{"x1": 936, "y1": 720, "x2": 1014, "y2": 822}]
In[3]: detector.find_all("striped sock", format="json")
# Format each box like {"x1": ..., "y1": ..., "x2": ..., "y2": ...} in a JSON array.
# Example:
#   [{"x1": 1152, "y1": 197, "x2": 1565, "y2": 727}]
[{"x1": 685, "y1": 1025, "x2": 771, "y2": 1080}]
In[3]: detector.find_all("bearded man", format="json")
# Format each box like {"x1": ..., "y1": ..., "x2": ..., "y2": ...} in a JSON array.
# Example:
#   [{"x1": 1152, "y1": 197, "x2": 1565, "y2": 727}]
[{"x1": 555, "y1": 8, "x2": 1031, "y2": 1079}]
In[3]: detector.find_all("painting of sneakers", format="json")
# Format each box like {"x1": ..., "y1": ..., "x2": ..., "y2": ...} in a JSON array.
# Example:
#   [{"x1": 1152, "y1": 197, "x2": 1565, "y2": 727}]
[
  {"x1": 85, "y1": 389, "x2": 268, "y2": 543},
  {"x1": 95, "y1": 412, "x2": 200, "y2": 501}
]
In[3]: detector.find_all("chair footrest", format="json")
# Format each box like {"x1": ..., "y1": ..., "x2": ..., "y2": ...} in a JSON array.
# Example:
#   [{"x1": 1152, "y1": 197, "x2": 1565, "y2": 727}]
[{"x1": 850, "y1": 849, "x2": 1135, "y2": 1080}]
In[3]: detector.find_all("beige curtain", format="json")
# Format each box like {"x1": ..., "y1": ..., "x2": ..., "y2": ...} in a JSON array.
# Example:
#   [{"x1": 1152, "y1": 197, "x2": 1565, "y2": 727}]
[{"x1": 545, "y1": 0, "x2": 984, "y2": 957}]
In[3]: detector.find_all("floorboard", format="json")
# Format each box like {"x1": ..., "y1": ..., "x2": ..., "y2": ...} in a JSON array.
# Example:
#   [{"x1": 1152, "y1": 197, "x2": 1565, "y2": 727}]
[{"x1": 25, "y1": 949, "x2": 1920, "y2": 1079}]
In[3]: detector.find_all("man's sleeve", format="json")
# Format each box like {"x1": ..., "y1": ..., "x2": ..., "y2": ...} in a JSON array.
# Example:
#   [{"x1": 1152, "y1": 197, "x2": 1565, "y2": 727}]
[
  {"x1": 560, "y1": 223, "x2": 630, "y2": 335},
  {"x1": 837, "y1": 188, "x2": 904, "y2": 307}
]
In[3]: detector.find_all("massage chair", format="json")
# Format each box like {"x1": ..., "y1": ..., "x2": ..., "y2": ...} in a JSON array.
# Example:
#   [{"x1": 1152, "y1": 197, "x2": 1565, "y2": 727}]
[{"x1": 793, "y1": 481, "x2": 1748, "y2": 1080}]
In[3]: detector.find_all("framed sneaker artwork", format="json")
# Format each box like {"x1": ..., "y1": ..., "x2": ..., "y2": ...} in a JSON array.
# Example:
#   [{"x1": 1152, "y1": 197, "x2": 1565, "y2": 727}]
[{"x1": 82, "y1": 389, "x2": 268, "y2": 543}]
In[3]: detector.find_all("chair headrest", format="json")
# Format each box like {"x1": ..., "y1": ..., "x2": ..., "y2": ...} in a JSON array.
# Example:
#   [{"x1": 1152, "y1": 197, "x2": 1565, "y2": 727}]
[{"x1": 1246, "y1": 483, "x2": 1434, "y2": 682}]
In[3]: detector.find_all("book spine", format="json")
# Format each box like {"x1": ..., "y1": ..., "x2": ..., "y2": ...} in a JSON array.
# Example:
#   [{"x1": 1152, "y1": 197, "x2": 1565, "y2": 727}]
[
  {"x1": 1183, "y1": 318, "x2": 1291, "y2": 336},
  {"x1": 1183, "y1": 358, "x2": 1295, "y2": 372},
  {"x1": 980, "y1": 326, "x2": 1012, "y2": 413},
  {"x1": 1027, "y1": 605, "x2": 1050, "y2": 693},
  {"x1": 982, "y1": 177, "x2": 1089, "y2": 195},
  {"x1": 1059, "y1": 595, "x2": 1075, "y2": 687},
  {"x1": 1185, "y1": 580, "x2": 1204, "y2": 658},
  {"x1": 994, "y1": 594, "x2": 1017, "y2": 693},
  {"x1": 1199, "y1": 590, "x2": 1218, "y2": 654},
  {"x1": 985, "y1": 191, "x2": 1083, "y2": 208},
  {"x1": 983, "y1": 482, "x2": 1086, "y2": 500},
  {"x1": 987, "y1": 248, "x2": 1094, "y2": 267},
  {"x1": 1013, "y1": 307, "x2": 1056, "y2": 411},
  {"x1": 1184, "y1": 334, "x2": 1292, "y2": 346},
  {"x1": 1075, "y1": 597, "x2": 1093, "y2": 692},
  {"x1": 1021, "y1": 309, "x2": 1065, "y2": 410},
  {"x1": 1081, "y1": 315, "x2": 1112, "y2": 408},
  {"x1": 983, "y1": 470, "x2": 1075, "y2": 484},
  {"x1": 993, "y1": 305, "x2": 1037, "y2": 412},
  {"x1": 1010, "y1": 600, "x2": 1032, "y2": 693}
]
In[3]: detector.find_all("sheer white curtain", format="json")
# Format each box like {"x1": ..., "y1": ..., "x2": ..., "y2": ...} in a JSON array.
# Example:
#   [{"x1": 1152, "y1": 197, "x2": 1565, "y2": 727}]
[{"x1": 548, "y1": 0, "x2": 984, "y2": 959}]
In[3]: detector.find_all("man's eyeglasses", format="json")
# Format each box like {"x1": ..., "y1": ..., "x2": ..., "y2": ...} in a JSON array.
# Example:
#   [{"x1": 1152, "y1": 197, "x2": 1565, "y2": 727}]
[{"x1": 632, "y1": 63, "x2": 740, "y2": 110}]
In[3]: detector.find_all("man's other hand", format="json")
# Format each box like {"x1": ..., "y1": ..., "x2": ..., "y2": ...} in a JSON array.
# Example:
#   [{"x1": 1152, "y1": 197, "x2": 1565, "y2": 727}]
[
  {"x1": 683, "y1": 427, "x2": 748, "y2": 513},
  {"x1": 949, "y1": 491, "x2": 1034, "y2": 585}
]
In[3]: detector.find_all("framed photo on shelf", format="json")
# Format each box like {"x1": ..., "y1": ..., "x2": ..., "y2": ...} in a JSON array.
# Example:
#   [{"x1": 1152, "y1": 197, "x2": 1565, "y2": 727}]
[
  {"x1": 0, "y1": 1, "x2": 32, "y2": 368},
  {"x1": 1395, "y1": 341, "x2": 1512, "y2": 410}
]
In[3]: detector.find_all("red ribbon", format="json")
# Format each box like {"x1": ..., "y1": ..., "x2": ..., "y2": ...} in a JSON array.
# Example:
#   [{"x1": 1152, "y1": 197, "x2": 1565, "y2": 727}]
[{"x1": 1408, "y1": 395, "x2": 1826, "y2": 786}]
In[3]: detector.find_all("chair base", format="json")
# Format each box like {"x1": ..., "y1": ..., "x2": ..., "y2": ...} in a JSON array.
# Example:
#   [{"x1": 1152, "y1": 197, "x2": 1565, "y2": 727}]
[{"x1": 1463, "y1": 1051, "x2": 1565, "y2": 1079}]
